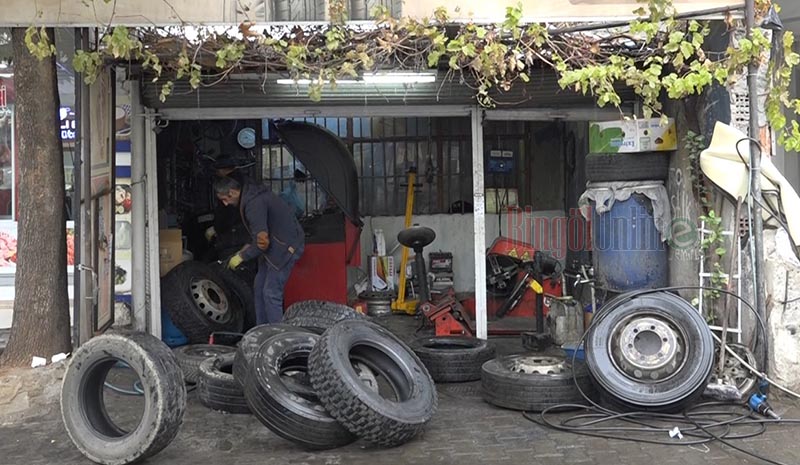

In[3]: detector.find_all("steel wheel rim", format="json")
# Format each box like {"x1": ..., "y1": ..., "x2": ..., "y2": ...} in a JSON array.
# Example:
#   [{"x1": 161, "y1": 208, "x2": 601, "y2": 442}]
[
  {"x1": 608, "y1": 313, "x2": 687, "y2": 383},
  {"x1": 503, "y1": 355, "x2": 568, "y2": 375},
  {"x1": 709, "y1": 343, "x2": 757, "y2": 394},
  {"x1": 190, "y1": 278, "x2": 230, "y2": 324}
]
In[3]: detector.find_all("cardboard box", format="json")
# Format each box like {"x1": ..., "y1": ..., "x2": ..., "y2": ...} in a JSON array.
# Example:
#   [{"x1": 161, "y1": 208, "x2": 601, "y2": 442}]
[
  {"x1": 159, "y1": 229, "x2": 183, "y2": 277},
  {"x1": 589, "y1": 118, "x2": 677, "y2": 153}
]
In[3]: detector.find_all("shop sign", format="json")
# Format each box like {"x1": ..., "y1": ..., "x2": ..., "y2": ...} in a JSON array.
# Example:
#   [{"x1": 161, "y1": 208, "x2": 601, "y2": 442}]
[{"x1": 60, "y1": 107, "x2": 76, "y2": 141}]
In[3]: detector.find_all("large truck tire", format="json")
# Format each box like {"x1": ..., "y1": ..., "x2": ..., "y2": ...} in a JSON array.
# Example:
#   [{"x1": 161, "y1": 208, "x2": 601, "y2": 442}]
[
  {"x1": 213, "y1": 264, "x2": 256, "y2": 331},
  {"x1": 161, "y1": 261, "x2": 245, "y2": 343},
  {"x1": 232, "y1": 323, "x2": 313, "y2": 390},
  {"x1": 283, "y1": 300, "x2": 365, "y2": 333},
  {"x1": 481, "y1": 355, "x2": 593, "y2": 411},
  {"x1": 244, "y1": 332, "x2": 355, "y2": 450},
  {"x1": 309, "y1": 320, "x2": 437, "y2": 447},
  {"x1": 173, "y1": 344, "x2": 235, "y2": 384},
  {"x1": 585, "y1": 291, "x2": 714, "y2": 412},
  {"x1": 61, "y1": 332, "x2": 186, "y2": 465},
  {"x1": 410, "y1": 336, "x2": 495, "y2": 383},
  {"x1": 197, "y1": 353, "x2": 250, "y2": 414},
  {"x1": 585, "y1": 152, "x2": 670, "y2": 182}
]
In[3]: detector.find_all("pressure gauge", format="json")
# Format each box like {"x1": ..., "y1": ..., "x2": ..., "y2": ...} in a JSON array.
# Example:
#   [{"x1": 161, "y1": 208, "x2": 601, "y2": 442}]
[{"x1": 237, "y1": 127, "x2": 256, "y2": 149}]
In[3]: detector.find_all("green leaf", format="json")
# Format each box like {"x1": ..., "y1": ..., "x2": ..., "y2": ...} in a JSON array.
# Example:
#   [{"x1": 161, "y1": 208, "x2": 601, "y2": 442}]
[
  {"x1": 24, "y1": 26, "x2": 56, "y2": 60},
  {"x1": 159, "y1": 81, "x2": 174, "y2": 103},
  {"x1": 427, "y1": 51, "x2": 442, "y2": 67},
  {"x1": 308, "y1": 82, "x2": 323, "y2": 102},
  {"x1": 715, "y1": 247, "x2": 727, "y2": 256},
  {"x1": 449, "y1": 55, "x2": 459, "y2": 70},
  {"x1": 680, "y1": 42, "x2": 694, "y2": 59},
  {"x1": 340, "y1": 62, "x2": 357, "y2": 77},
  {"x1": 189, "y1": 68, "x2": 201, "y2": 89},
  {"x1": 462, "y1": 43, "x2": 477, "y2": 58}
]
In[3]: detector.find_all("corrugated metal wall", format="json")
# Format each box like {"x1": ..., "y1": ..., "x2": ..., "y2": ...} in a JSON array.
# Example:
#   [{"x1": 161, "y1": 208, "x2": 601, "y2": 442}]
[{"x1": 141, "y1": 69, "x2": 634, "y2": 110}]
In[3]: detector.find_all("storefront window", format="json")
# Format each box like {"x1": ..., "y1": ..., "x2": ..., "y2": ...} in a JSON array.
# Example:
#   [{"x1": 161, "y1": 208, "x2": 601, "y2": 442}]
[
  {"x1": 0, "y1": 73, "x2": 14, "y2": 220},
  {"x1": 0, "y1": 29, "x2": 77, "y2": 272}
]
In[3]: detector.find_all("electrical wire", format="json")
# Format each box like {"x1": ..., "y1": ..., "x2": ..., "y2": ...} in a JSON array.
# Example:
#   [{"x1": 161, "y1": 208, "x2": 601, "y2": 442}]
[
  {"x1": 734, "y1": 137, "x2": 769, "y2": 372},
  {"x1": 104, "y1": 381, "x2": 143, "y2": 396}
]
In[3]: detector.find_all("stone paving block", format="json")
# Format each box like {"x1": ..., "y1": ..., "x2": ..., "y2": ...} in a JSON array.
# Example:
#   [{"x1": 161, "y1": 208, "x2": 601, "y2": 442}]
[{"x1": 2, "y1": 316, "x2": 800, "y2": 465}]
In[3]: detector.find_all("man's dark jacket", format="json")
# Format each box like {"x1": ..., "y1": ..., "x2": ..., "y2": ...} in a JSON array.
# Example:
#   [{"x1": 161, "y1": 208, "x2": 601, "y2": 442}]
[{"x1": 239, "y1": 182, "x2": 304, "y2": 269}]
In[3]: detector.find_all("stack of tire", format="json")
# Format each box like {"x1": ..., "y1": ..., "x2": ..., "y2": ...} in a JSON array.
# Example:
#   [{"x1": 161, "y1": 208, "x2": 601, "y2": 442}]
[
  {"x1": 403, "y1": 334, "x2": 593, "y2": 412},
  {"x1": 236, "y1": 300, "x2": 439, "y2": 449},
  {"x1": 160, "y1": 260, "x2": 256, "y2": 344}
]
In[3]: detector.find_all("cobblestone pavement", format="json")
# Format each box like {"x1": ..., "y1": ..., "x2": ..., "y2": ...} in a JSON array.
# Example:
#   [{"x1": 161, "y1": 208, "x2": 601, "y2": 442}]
[{"x1": 2, "y1": 314, "x2": 799, "y2": 465}]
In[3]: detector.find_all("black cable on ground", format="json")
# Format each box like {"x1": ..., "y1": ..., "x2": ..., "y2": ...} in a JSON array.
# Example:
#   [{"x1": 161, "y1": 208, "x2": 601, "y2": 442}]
[
  {"x1": 525, "y1": 286, "x2": 798, "y2": 465},
  {"x1": 525, "y1": 403, "x2": 794, "y2": 464}
]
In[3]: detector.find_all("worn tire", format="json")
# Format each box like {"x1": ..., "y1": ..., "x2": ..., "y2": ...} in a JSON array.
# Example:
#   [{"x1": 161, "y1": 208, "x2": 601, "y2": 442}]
[
  {"x1": 61, "y1": 332, "x2": 186, "y2": 465},
  {"x1": 585, "y1": 152, "x2": 670, "y2": 182},
  {"x1": 213, "y1": 264, "x2": 256, "y2": 331},
  {"x1": 173, "y1": 344, "x2": 235, "y2": 385},
  {"x1": 309, "y1": 320, "x2": 437, "y2": 447},
  {"x1": 585, "y1": 291, "x2": 714, "y2": 412},
  {"x1": 161, "y1": 261, "x2": 245, "y2": 343},
  {"x1": 283, "y1": 300, "x2": 365, "y2": 333},
  {"x1": 197, "y1": 353, "x2": 250, "y2": 414},
  {"x1": 410, "y1": 337, "x2": 496, "y2": 383},
  {"x1": 232, "y1": 324, "x2": 313, "y2": 388},
  {"x1": 244, "y1": 332, "x2": 355, "y2": 450},
  {"x1": 481, "y1": 355, "x2": 593, "y2": 411}
]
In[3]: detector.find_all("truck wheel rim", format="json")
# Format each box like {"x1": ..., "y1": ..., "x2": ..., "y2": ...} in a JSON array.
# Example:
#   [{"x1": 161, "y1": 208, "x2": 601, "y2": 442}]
[
  {"x1": 609, "y1": 314, "x2": 686, "y2": 382},
  {"x1": 190, "y1": 278, "x2": 230, "y2": 323},
  {"x1": 710, "y1": 343, "x2": 757, "y2": 394},
  {"x1": 505, "y1": 355, "x2": 567, "y2": 375}
]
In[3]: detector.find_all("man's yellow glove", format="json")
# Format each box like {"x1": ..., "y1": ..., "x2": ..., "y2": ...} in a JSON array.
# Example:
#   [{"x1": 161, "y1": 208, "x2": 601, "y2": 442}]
[{"x1": 227, "y1": 254, "x2": 244, "y2": 270}]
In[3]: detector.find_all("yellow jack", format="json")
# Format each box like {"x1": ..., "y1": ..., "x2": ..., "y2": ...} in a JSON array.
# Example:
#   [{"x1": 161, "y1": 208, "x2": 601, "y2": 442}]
[{"x1": 392, "y1": 168, "x2": 419, "y2": 315}]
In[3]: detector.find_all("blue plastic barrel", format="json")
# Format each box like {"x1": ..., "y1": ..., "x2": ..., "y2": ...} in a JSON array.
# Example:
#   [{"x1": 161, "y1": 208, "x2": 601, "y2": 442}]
[{"x1": 590, "y1": 189, "x2": 668, "y2": 292}]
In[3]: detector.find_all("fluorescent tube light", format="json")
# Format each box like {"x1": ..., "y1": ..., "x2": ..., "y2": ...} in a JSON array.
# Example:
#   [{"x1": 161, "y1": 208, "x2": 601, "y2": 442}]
[
  {"x1": 363, "y1": 72, "x2": 436, "y2": 84},
  {"x1": 276, "y1": 78, "x2": 359, "y2": 85},
  {"x1": 277, "y1": 72, "x2": 436, "y2": 85}
]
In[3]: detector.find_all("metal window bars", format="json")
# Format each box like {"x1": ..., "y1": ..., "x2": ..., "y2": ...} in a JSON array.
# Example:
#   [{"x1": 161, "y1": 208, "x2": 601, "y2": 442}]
[{"x1": 697, "y1": 220, "x2": 743, "y2": 343}]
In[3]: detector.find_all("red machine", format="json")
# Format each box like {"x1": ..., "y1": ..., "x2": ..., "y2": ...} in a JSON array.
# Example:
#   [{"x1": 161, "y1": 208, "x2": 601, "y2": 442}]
[
  {"x1": 463, "y1": 236, "x2": 562, "y2": 321},
  {"x1": 415, "y1": 235, "x2": 563, "y2": 337},
  {"x1": 284, "y1": 219, "x2": 360, "y2": 307},
  {"x1": 268, "y1": 121, "x2": 362, "y2": 308}
]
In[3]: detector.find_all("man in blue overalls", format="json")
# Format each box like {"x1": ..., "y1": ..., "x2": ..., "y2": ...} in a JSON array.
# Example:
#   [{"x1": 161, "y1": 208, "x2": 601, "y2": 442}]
[{"x1": 214, "y1": 176, "x2": 305, "y2": 324}]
